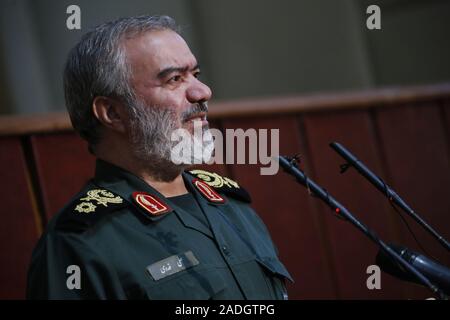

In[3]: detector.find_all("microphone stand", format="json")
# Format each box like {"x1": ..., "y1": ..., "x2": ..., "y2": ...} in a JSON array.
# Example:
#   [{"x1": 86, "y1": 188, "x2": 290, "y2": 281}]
[
  {"x1": 278, "y1": 155, "x2": 448, "y2": 299},
  {"x1": 329, "y1": 142, "x2": 450, "y2": 252}
]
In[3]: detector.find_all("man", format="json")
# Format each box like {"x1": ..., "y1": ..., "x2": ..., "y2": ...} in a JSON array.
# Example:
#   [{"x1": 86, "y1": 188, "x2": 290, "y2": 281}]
[{"x1": 27, "y1": 15, "x2": 292, "y2": 299}]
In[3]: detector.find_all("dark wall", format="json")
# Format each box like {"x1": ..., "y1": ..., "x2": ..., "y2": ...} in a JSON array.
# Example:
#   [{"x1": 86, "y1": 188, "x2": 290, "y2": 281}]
[{"x1": 1, "y1": 0, "x2": 450, "y2": 113}]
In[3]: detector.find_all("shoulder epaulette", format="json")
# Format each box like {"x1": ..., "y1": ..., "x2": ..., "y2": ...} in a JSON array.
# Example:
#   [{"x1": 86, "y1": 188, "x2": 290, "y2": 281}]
[
  {"x1": 55, "y1": 188, "x2": 127, "y2": 232},
  {"x1": 188, "y1": 169, "x2": 252, "y2": 203}
]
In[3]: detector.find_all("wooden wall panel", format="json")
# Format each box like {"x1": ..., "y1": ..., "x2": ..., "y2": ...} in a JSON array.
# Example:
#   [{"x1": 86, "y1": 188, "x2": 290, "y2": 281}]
[
  {"x1": 1, "y1": 84, "x2": 449, "y2": 300},
  {"x1": 374, "y1": 103, "x2": 450, "y2": 299},
  {"x1": 30, "y1": 132, "x2": 95, "y2": 222},
  {"x1": 302, "y1": 109, "x2": 406, "y2": 299},
  {"x1": 221, "y1": 116, "x2": 337, "y2": 299},
  {"x1": 0, "y1": 137, "x2": 39, "y2": 299}
]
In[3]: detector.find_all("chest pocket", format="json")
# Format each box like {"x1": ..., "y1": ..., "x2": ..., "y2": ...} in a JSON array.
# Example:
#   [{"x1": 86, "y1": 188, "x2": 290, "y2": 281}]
[
  {"x1": 223, "y1": 255, "x2": 293, "y2": 300},
  {"x1": 256, "y1": 256, "x2": 293, "y2": 282},
  {"x1": 144, "y1": 265, "x2": 227, "y2": 300},
  {"x1": 256, "y1": 256, "x2": 293, "y2": 300}
]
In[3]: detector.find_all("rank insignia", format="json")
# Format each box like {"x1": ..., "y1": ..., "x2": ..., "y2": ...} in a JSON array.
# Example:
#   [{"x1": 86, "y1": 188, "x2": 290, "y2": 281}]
[
  {"x1": 189, "y1": 170, "x2": 239, "y2": 189},
  {"x1": 74, "y1": 189, "x2": 123, "y2": 213},
  {"x1": 193, "y1": 179, "x2": 225, "y2": 203},
  {"x1": 56, "y1": 188, "x2": 127, "y2": 232},
  {"x1": 188, "y1": 170, "x2": 251, "y2": 203},
  {"x1": 133, "y1": 192, "x2": 172, "y2": 216}
]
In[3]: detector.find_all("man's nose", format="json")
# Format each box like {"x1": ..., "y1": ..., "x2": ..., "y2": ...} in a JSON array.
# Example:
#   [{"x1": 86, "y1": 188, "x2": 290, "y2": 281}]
[{"x1": 186, "y1": 77, "x2": 212, "y2": 104}]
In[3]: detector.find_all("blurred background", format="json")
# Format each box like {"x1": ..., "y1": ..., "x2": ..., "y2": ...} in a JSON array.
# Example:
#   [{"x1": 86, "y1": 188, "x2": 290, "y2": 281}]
[
  {"x1": 1, "y1": 0, "x2": 450, "y2": 114},
  {"x1": 0, "y1": 0, "x2": 449, "y2": 300}
]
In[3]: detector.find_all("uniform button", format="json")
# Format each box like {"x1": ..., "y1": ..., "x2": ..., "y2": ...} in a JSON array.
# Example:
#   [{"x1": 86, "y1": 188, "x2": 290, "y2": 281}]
[{"x1": 221, "y1": 245, "x2": 230, "y2": 255}]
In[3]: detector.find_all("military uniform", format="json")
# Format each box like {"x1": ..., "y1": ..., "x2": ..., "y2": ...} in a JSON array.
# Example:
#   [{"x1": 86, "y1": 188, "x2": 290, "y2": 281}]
[{"x1": 27, "y1": 159, "x2": 293, "y2": 299}]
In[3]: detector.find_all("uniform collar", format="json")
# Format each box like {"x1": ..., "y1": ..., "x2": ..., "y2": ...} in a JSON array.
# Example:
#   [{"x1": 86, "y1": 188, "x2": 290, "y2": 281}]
[
  {"x1": 182, "y1": 172, "x2": 228, "y2": 205},
  {"x1": 93, "y1": 159, "x2": 174, "y2": 221},
  {"x1": 92, "y1": 159, "x2": 221, "y2": 239},
  {"x1": 94, "y1": 159, "x2": 228, "y2": 206}
]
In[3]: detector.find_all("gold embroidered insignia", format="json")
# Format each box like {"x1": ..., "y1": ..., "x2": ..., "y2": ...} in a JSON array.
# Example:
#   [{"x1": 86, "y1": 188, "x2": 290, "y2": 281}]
[
  {"x1": 189, "y1": 170, "x2": 239, "y2": 189},
  {"x1": 188, "y1": 170, "x2": 251, "y2": 203},
  {"x1": 80, "y1": 189, "x2": 123, "y2": 206},
  {"x1": 75, "y1": 202, "x2": 97, "y2": 213},
  {"x1": 74, "y1": 189, "x2": 123, "y2": 213}
]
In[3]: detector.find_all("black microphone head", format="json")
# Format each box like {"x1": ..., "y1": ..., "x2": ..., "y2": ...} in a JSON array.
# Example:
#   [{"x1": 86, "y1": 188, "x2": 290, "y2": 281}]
[
  {"x1": 376, "y1": 243, "x2": 450, "y2": 295},
  {"x1": 376, "y1": 244, "x2": 417, "y2": 283}
]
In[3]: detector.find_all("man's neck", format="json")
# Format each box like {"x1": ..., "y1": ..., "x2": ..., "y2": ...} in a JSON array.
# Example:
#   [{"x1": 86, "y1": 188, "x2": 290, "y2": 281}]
[
  {"x1": 139, "y1": 172, "x2": 188, "y2": 198},
  {"x1": 119, "y1": 157, "x2": 189, "y2": 197},
  {"x1": 97, "y1": 152, "x2": 188, "y2": 198}
]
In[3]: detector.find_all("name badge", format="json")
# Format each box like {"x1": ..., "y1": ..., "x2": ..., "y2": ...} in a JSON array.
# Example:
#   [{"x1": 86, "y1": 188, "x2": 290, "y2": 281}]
[{"x1": 146, "y1": 251, "x2": 199, "y2": 281}]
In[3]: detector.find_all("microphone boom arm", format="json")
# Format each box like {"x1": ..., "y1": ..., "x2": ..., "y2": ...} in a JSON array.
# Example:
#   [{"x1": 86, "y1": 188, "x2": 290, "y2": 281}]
[
  {"x1": 329, "y1": 142, "x2": 450, "y2": 252},
  {"x1": 278, "y1": 155, "x2": 447, "y2": 299}
]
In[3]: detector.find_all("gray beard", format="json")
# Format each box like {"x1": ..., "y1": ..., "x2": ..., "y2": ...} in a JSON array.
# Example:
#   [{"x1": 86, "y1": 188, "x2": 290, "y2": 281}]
[{"x1": 128, "y1": 99, "x2": 209, "y2": 182}]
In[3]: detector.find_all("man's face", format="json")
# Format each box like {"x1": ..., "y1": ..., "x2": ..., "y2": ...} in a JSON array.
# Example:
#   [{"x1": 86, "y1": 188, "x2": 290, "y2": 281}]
[
  {"x1": 124, "y1": 29, "x2": 212, "y2": 133},
  {"x1": 123, "y1": 29, "x2": 213, "y2": 179}
]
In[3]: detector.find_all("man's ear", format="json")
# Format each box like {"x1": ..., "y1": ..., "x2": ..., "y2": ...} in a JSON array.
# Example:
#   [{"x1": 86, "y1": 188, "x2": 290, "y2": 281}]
[{"x1": 92, "y1": 96, "x2": 128, "y2": 134}]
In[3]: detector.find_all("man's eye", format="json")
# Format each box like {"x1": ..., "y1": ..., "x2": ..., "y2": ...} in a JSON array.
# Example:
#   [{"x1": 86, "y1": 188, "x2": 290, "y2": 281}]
[
  {"x1": 193, "y1": 71, "x2": 201, "y2": 79},
  {"x1": 168, "y1": 75, "x2": 182, "y2": 83}
]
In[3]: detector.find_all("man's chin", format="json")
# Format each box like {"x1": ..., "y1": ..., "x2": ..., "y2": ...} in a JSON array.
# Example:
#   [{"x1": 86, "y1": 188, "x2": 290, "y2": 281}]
[
  {"x1": 182, "y1": 121, "x2": 209, "y2": 134},
  {"x1": 149, "y1": 161, "x2": 187, "y2": 182}
]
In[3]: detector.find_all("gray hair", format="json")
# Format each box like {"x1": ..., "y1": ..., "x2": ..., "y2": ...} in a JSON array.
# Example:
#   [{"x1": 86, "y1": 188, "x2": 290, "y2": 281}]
[{"x1": 63, "y1": 15, "x2": 179, "y2": 153}]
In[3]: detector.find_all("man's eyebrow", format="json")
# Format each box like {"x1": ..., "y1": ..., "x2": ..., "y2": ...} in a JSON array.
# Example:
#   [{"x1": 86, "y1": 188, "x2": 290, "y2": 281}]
[{"x1": 157, "y1": 64, "x2": 200, "y2": 79}]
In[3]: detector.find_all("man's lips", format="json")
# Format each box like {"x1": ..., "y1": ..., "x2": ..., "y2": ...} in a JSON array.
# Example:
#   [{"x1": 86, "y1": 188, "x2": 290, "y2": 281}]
[{"x1": 183, "y1": 112, "x2": 207, "y2": 123}]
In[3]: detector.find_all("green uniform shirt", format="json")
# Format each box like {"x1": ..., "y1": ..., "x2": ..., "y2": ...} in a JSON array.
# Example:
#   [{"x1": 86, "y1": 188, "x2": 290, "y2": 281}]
[
  {"x1": 27, "y1": 159, "x2": 293, "y2": 300},
  {"x1": 168, "y1": 193, "x2": 210, "y2": 230}
]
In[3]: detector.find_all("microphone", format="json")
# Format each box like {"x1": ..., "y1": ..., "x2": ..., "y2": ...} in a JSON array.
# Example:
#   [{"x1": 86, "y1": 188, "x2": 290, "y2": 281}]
[
  {"x1": 376, "y1": 244, "x2": 450, "y2": 295},
  {"x1": 330, "y1": 141, "x2": 450, "y2": 252},
  {"x1": 278, "y1": 155, "x2": 447, "y2": 298}
]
